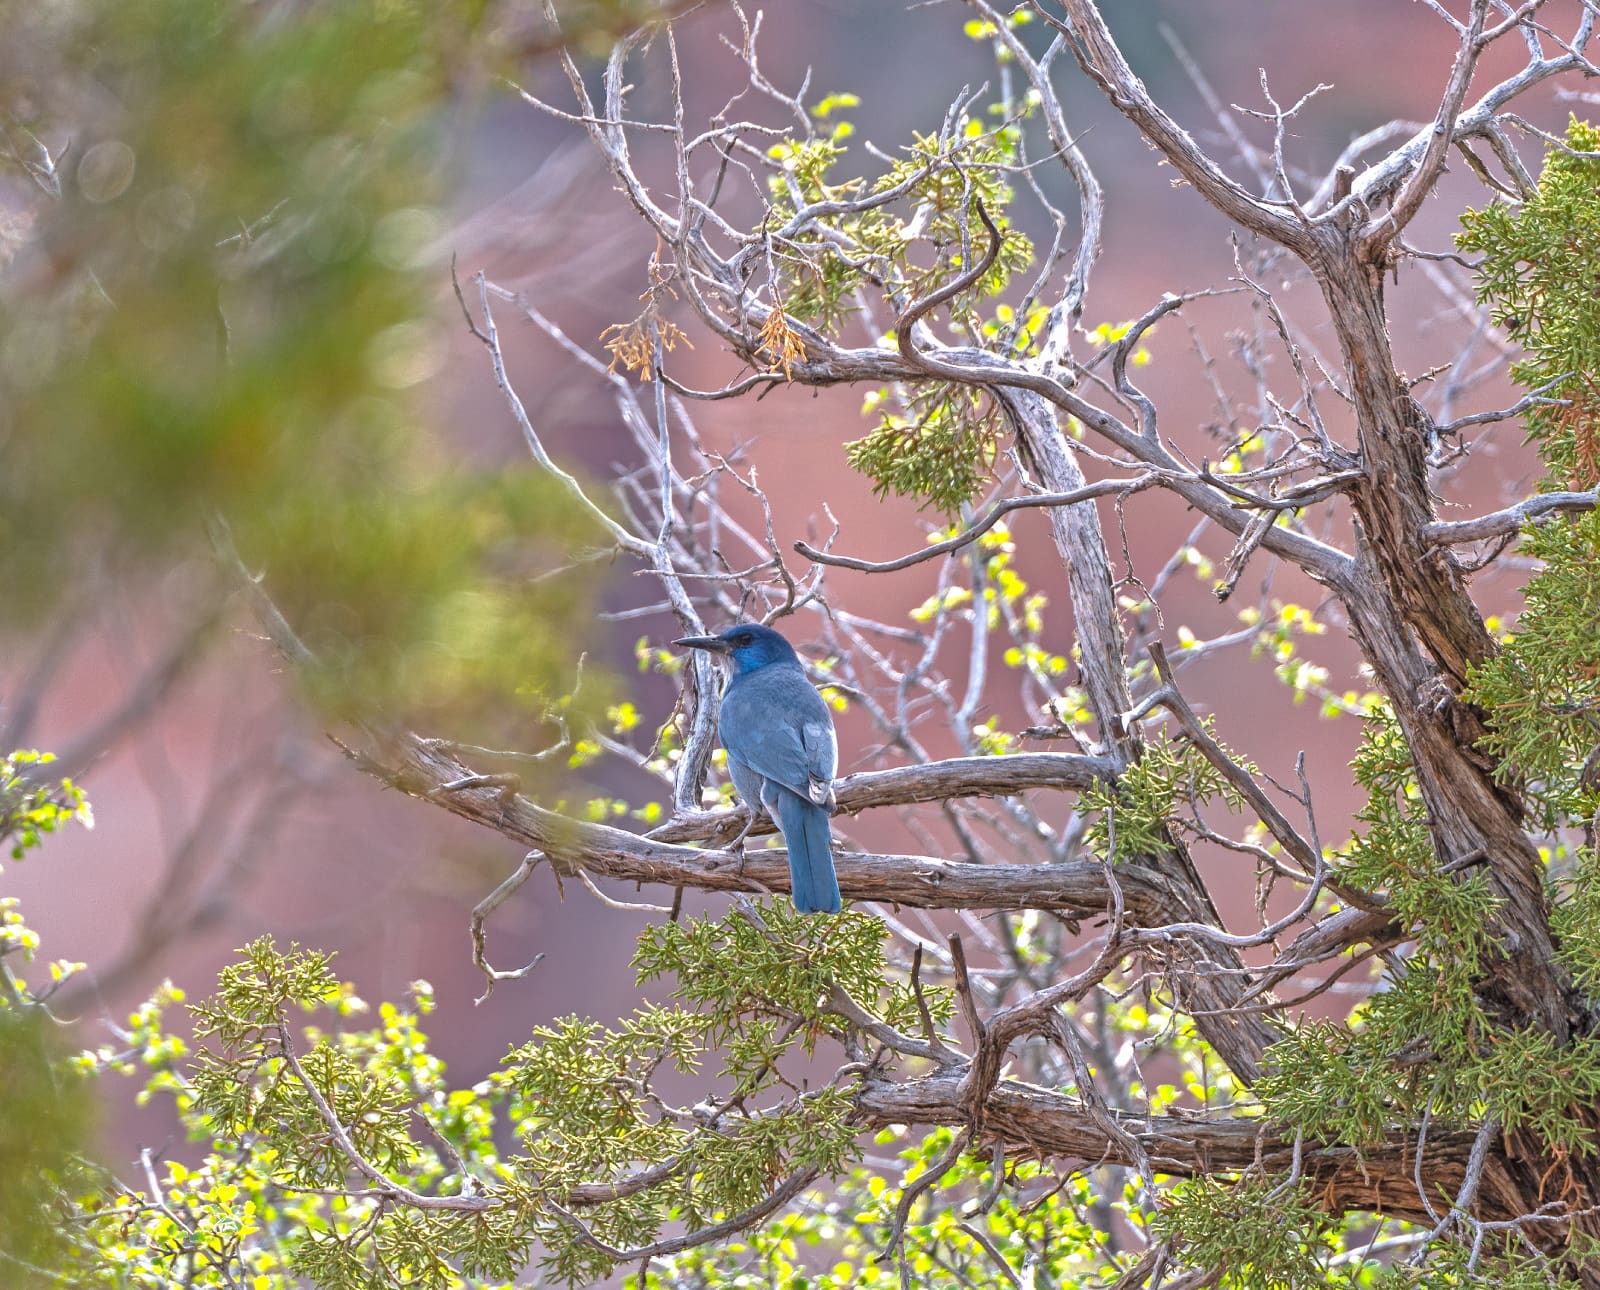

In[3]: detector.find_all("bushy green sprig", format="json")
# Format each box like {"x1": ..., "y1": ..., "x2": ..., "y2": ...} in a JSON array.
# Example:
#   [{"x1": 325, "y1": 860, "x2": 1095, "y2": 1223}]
[
  {"x1": 1261, "y1": 703, "x2": 1600, "y2": 1159},
  {"x1": 59, "y1": 902, "x2": 963, "y2": 1288},
  {"x1": 1459, "y1": 118, "x2": 1600, "y2": 829},
  {"x1": 0, "y1": 749, "x2": 93, "y2": 863},
  {"x1": 1552, "y1": 846, "x2": 1600, "y2": 1002},
  {"x1": 1157, "y1": 1174, "x2": 1349, "y2": 1290},
  {"x1": 844, "y1": 384, "x2": 1002, "y2": 514},
  {"x1": 759, "y1": 65, "x2": 1037, "y2": 513},
  {"x1": 1459, "y1": 118, "x2": 1600, "y2": 489},
  {"x1": 1080, "y1": 722, "x2": 1250, "y2": 860}
]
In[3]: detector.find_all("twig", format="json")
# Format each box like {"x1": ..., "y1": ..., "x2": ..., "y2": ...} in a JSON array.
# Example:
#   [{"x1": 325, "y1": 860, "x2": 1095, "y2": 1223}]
[
  {"x1": 274, "y1": 1021, "x2": 495, "y2": 1212},
  {"x1": 549, "y1": 1167, "x2": 819, "y2": 1262},
  {"x1": 796, "y1": 476, "x2": 1157, "y2": 573},
  {"x1": 576, "y1": 869, "x2": 675, "y2": 914},
  {"x1": 469, "y1": 851, "x2": 548, "y2": 1004}
]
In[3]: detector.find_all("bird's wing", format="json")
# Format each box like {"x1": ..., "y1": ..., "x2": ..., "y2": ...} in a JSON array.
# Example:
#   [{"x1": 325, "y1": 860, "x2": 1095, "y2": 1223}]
[
  {"x1": 719, "y1": 666, "x2": 836, "y2": 806},
  {"x1": 797, "y1": 709, "x2": 838, "y2": 808}
]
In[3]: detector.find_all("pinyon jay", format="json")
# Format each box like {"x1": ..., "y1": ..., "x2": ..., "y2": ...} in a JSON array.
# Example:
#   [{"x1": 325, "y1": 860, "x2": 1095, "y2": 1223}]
[{"x1": 673, "y1": 623, "x2": 841, "y2": 914}]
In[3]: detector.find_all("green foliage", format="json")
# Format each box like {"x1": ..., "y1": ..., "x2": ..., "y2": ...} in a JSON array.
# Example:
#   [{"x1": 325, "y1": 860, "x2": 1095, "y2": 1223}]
[
  {"x1": 499, "y1": 903, "x2": 919, "y2": 1282},
  {"x1": 0, "y1": 1009, "x2": 96, "y2": 1289},
  {"x1": 1157, "y1": 1173, "x2": 1578, "y2": 1289},
  {"x1": 846, "y1": 384, "x2": 1003, "y2": 514},
  {"x1": 757, "y1": 46, "x2": 1039, "y2": 513},
  {"x1": 0, "y1": 755, "x2": 96, "y2": 1290},
  {"x1": 655, "y1": 1127, "x2": 1116, "y2": 1289},
  {"x1": 1458, "y1": 117, "x2": 1600, "y2": 489},
  {"x1": 1081, "y1": 723, "x2": 1250, "y2": 859},
  {"x1": 1, "y1": 749, "x2": 92, "y2": 862},
  {"x1": 1261, "y1": 706, "x2": 1600, "y2": 1162},
  {"x1": 766, "y1": 119, "x2": 1032, "y2": 336},
  {"x1": 1335, "y1": 707, "x2": 1489, "y2": 971},
  {"x1": 0, "y1": 0, "x2": 599, "y2": 733},
  {"x1": 1461, "y1": 502, "x2": 1600, "y2": 828},
  {"x1": 1370, "y1": 1233, "x2": 1594, "y2": 1289},
  {"x1": 22, "y1": 899, "x2": 968, "y2": 1288},
  {"x1": 68, "y1": 966, "x2": 518, "y2": 1290},
  {"x1": 634, "y1": 899, "x2": 916, "y2": 1040},
  {"x1": 1459, "y1": 119, "x2": 1600, "y2": 828},
  {"x1": 1, "y1": 751, "x2": 93, "y2": 994},
  {"x1": 1552, "y1": 846, "x2": 1600, "y2": 1002},
  {"x1": 1261, "y1": 707, "x2": 1478, "y2": 1145},
  {"x1": 1450, "y1": 139, "x2": 1600, "y2": 1248},
  {"x1": 1157, "y1": 1175, "x2": 1347, "y2": 1290}
]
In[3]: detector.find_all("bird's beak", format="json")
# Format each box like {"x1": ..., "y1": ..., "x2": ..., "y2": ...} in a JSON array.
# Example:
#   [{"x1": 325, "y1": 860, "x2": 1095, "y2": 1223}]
[{"x1": 673, "y1": 635, "x2": 732, "y2": 654}]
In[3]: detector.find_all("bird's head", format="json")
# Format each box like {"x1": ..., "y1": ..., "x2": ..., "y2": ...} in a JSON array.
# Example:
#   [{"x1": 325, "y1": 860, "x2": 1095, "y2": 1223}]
[{"x1": 673, "y1": 623, "x2": 799, "y2": 675}]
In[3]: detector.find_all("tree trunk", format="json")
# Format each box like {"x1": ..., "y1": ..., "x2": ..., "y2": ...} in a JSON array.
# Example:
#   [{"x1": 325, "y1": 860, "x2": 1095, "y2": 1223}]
[
  {"x1": 1311, "y1": 222, "x2": 1599, "y2": 1274},
  {"x1": 1005, "y1": 388, "x2": 1282, "y2": 1083}
]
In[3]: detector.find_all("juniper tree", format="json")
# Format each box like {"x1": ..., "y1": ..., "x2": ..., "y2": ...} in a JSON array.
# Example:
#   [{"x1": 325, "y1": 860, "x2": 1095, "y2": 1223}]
[{"x1": 8, "y1": 1, "x2": 1600, "y2": 1288}]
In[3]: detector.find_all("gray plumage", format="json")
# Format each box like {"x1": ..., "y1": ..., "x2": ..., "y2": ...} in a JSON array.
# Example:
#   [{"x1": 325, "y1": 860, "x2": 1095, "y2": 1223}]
[{"x1": 673, "y1": 624, "x2": 841, "y2": 914}]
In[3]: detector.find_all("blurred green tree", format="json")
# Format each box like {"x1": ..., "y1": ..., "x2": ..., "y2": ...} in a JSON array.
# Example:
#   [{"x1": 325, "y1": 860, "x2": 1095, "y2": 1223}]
[{"x1": 0, "y1": 0, "x2": 611, "y2": 730}]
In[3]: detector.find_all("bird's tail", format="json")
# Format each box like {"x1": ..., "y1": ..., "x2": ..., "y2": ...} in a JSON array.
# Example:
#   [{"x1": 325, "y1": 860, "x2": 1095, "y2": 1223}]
[{"x1": 772, "y1": 789, "x2": 841, "y2": 915}]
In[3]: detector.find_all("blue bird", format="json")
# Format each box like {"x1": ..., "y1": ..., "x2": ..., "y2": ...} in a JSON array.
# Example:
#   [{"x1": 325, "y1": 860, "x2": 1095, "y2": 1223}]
[{"x1": 674, "y1": 623, "x2": 841, "y2": 915}]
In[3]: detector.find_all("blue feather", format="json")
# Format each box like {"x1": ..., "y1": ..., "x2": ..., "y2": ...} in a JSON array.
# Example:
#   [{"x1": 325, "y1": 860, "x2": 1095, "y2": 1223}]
[
  {"x1": 674, "y1": 623, "x2": 841, "y2": 915},
  {"x1": 771, "y1": 788, "x2": 841, "y2": 915}
]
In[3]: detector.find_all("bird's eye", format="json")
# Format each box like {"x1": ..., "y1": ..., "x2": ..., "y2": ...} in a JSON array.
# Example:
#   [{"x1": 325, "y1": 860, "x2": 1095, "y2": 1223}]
[{"x1": 735, "y1": 634, "x2": 753, "y2": 647}]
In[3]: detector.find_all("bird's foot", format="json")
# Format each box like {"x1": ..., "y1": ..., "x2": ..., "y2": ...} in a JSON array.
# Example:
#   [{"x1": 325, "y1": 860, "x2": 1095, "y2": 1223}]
[
  {"x1": 721, "y1": 807, "x2": 761, "y2": 879},
  {"x1": 725, "y1": 805, "x2": 756, "y2": 853}
]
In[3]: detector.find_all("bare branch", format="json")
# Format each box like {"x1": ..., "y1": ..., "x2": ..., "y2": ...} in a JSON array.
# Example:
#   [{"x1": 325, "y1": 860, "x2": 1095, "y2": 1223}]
[
  {"x1": 1424, "y1": 490, "x2": 1599, "y2": 545},
  {"x1": 1038, "y1": 1, "x2": 1314, "y2": 250},
  {"x1": 549, "y1": 1168, "x2": 821, "y2": 1264},
  {"x1": 1366, "y1": 0, "x2": 1491, "y2": 247},
  {"x1": 795, "y1": 476, "x2": 1157, "y2": 574},
  {"x1": 470, "y1": 274, "x2": 652, "y2": 558},
  {"x1": 469, "y1": 850, "x2": 547, "y2": 1004},
  {"x1": 346, "y1": 730, "x2": 1198, "y2": 924},
  {"x1": 855, "y1": 1070, "x2": 1482, "y2": 1226},
  {"x1": 1130, "y1": 644, "x2": 1322, "y2": 880},
  {"x1": 649, "y1": 751, "x2": 1119, "y2": 845},
  {"x1": 1346, "y1": 7, "x2": 1594, "y2": 226},
  {"x1": 1434, "y1": 376, "x2": 1571, "y2": 436}
]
